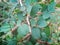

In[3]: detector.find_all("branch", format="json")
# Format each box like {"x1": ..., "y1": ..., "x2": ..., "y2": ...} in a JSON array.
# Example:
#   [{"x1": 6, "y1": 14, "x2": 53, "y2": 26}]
[
  {"x1": 11, "y1": 25, "x2": 18, "y2": 33},
  {"x1": 1, "y1": 25, "x2": 18, "y2": 39},
  {"x1": 37, "y1": 40, "x2": 50, "y2": 45},
  {"x1": 18, "y1": 33, "x2": 31, "y2": 42},
  {"x1": 18, "y1": 14, "x2": 32, "y2": 42},
  {"x1": 19, "y1": 0, "x2": 23, "y2": 6},
  {"x1": 26, "y1": 14, "x2": 32, "y2": 33}
]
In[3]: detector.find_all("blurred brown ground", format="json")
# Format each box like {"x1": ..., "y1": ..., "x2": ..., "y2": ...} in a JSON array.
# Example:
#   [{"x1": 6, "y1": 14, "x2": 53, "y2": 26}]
[{"x1": 56, "y1": 0, "x2": 60, "y2": 4}]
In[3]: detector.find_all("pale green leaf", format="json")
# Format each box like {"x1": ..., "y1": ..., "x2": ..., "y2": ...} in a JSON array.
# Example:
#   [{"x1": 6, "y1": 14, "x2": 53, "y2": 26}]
[
  {"x1": 32, "y1": 27, "x2": 41, "y2": 39},
  {"x1": 17, "y1": 24, "x2": 29, "y2": 40}
]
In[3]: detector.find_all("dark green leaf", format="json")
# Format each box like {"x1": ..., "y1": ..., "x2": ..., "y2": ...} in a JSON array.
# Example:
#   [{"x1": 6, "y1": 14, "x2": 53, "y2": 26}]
[
  {"x1": 25, "y1": 41, "x2": 33, "y2": 45},
  {"x1": 44, "y1": 26, "x2": 50, "y2": 37},
  {"x1": 48, "y1": 2, "x2": 56, "y2": 12},
  {"x1": 30, "y1": 4, "x2": 42, "y2": 17}
]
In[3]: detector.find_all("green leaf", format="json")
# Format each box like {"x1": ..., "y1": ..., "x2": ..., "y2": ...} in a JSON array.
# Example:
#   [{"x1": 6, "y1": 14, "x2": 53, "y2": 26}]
[
  {"x1": 44, "y1": 26, "x2": 50, "y2": 37},
  {"x1": 27, "y1": 5, "x2": 32, "y2": 14},
  {"x1": 37, "y1": 16, "x2": 47, "y2": 28},
  {"x1": 32, "y1": 27, "x2": 41, "y2": 39},
  {"x1": 7, "y1": 38, "x2": 17, "y2": 45},
  {"x1": 9, "y1": 3, "x2": 18, "y2": 18},
  {"x1": 50, "y1": 0, "x2": 55, "y2": 3},
  {"x1": 42, "y1": 11, "x2": 51, "y2": 19},
  {"x1": 48, "y1": 2, "x2": 56, "y2": 12},
  {"x1": 17, "y1": 24, "x2": 29, "y2": 40},
  {"x1": 9, "y1": 0, "x2": 17, "y2": 2},
  {"x1": 30, "y1": 18, "x2": 37, "y2": 27},
  {"x1": 41, "y1": 32, "x2": 47, "y2": 41},
  {"x1": 0, "y1": 22, "x2": 10, "y2": 33},
  {"x1": 38, "y1": 20, "x2": 47, "y2": 28},
  {"x1": 25, "y1": 41, "x2": 33, "y2": 45},
  {"x1": 40, "y1": 3, "x2": 47, "y2": 12},
  {"x1": 52, "y1": 33, "x2": 57, "y2": 38},
  {"x1": 30, "y1": 4, "x2": 42, "y2": 17},
  {"x1": 17, "y1": 13, "x2": 25, "y2": 21},
  {"x1": 25, "y1": 0, "x2": 37, "y2": 5}
]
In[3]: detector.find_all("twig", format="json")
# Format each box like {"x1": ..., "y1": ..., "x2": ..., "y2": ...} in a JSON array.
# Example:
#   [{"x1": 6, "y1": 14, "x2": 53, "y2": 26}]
[
  {"x1": 18, "y1": 33, "x2": 31, "y2": 42},
  {"x1": 26, "y1": 14, "x2": 32, "y2": 33},
  {"x1": 11, "y1": 25, "x2": 18, "y2": 33},
  {"x1": 18, "y1": 14, "x2": 32, "y2": 42},
  {"x1": 37, "y1": 40, "x2": 50, "y2": 45},
  {"x1": 19, "y1": 0, "x2": 23, "y2": 6},
  {"x1": 1, "y1": 25, "x2": 18, "y2": 39}
]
